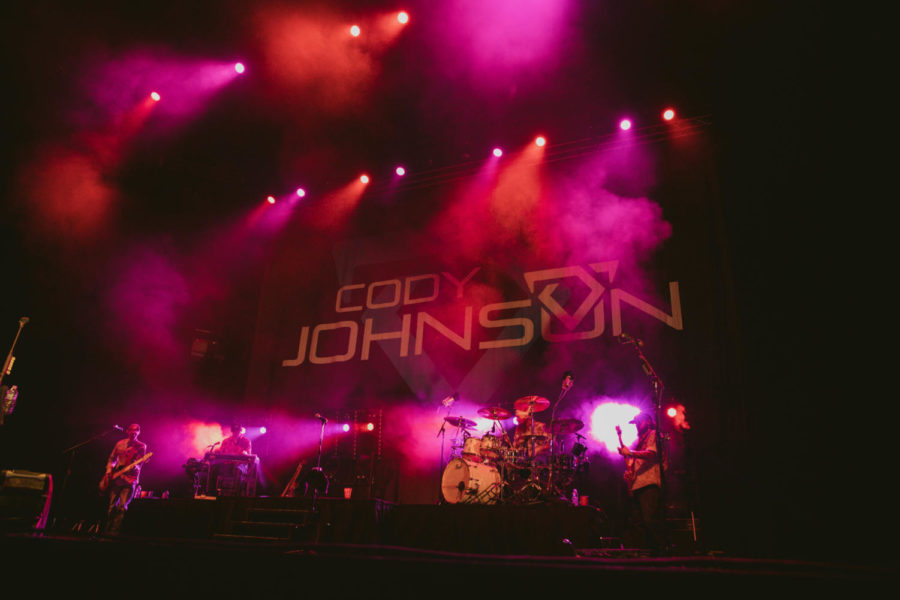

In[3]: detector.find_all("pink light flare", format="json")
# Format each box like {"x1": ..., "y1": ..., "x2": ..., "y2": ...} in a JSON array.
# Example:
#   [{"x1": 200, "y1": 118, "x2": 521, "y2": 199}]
[
  {"x1": 234, "y1": 62, "x2": 246, "y2": 74},
  {"x1": 395, "y1": 166, "x2": 406, "y2": 176},
  {"x1": 534, "y1": 136, "x2": 546, "y2": 147},
  {"x1": 350, "y1": 25, "x2": 361, "y2": 37},
  {"x1": 588, "y1": 401, "x2": 642, "y2": 454},
  {"x1": 492, "y1": 147, "x2": 503, "y2": 157},
  {"x1": 666, "y1": 407, "x2": 677, "y2": 418},
  {"x1": 398, "y1": 11, "x2": 410, "y2": 24},
  {"x1": 266, "y1": 195, "x2": 276, "y2": 204},
  {"x1": 366, "y1": 422, "x2": 375, "y2": 431},
  {"x1": 295, "y1": 188, "x2": 306, "y2": 198},
  {"x1": 360, "y1": 174, "x2": 370, "y2": 184},
  {"x1": 619, "y1": 118, "x2": 632, "y2": 131},
  {"x1": 662, "y1": 108, "x2": 676, "y2": 121},
  {"x1": 150, "y1": 92, "x2": 161, "y2": 102},
  {"x1": 342, "y1": 424, "x2": 350, "y2": 433},
  {"x1": 259, "y1": 426, "x2": 267, "y2": 434}
]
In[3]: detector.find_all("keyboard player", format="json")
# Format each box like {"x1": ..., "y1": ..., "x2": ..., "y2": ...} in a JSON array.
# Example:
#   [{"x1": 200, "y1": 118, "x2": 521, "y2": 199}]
[{"x1": 208, "y1": 422, "x2": 254, "y2": 496}]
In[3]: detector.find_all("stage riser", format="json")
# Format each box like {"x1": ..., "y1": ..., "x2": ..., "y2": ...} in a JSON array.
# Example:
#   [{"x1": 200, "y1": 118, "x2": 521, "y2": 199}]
[{"x1": 122, "y1": 497, "x2": 608, "y2": 555}]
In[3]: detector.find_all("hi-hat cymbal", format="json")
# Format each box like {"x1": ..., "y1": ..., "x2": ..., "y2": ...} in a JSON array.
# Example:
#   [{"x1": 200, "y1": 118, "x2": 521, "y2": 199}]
[
  {"x1": 444, "y1": 416, "x2": 477, "y2": 429},
  {"x1": 513, "y1": 395, "x2": 550, "y2": 413},
  {"x1": 549, "y1": 418, "x2": 584, "y2": 435},
  {"x1": 478, "y1": 406, "x2": 512, "y2": 420}
]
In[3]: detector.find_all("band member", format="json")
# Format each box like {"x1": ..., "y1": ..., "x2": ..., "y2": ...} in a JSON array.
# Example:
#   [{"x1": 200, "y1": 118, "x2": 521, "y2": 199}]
[
  {"x1": 101, "y1": 423, "x2": 147, "y2": 535},
  {"x1": 512, "y1": 409, "x2": 550, "y2": 458},
  {"x1": 618, "y1": 412, "x2": 666, "y2": 554},
  {"x1": 220, "y1": 422, "x2": 251, "y2": 455}
]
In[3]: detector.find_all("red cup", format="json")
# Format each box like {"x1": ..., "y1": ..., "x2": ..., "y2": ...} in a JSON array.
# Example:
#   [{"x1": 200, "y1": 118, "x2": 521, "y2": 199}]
[{"x1": 344, "y1": 487, "x2": 352, "y2": 499}]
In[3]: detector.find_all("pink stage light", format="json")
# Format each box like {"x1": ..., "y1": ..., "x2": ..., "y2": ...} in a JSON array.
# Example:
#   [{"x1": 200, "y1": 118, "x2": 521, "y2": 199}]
[
  {"x1": 259, "y1": 426, "x2": 267, "y2": 434},
  {"x1": 360, "y1": 174, "x2": 370, "y2": 184},
  {"x1": 395, "y1": 166, "x2": 406, "y2": 176},
  {"x1": 398, "y1": 11, "x2": 409, "y2": 24},
  {"x1": 266, "y1": 195, "x2": 276, "y2": 204},
  {"x1": 492, "y1": 147, "x2": 503, "y2": 157},
  {"x1": 619, "y1": 119, "x2": 632, "y2": 131},
  {"x1": 350, "y1": 25, "x2": 361, "y2": 37},
  {"x1": 666, "y1": 407, "x2": 677, "y2": 418},
  {"x1": 296, "y1": 188, "x2": 306, "y2": 197},
  {"x1": 589, "y1": 401, "x2": 642, "y2": 453},
  {"x1": 366, "y1": 422, "x2": 375, "y2": 431},
  {"x1": 534, "y1": 136, "x2": 546, "y2": 147},
  {"x1": 342, "y1": 424, "x2": 350, "y2": 433},
  {"x1": 662, "y1": 108, "x2": 675, "y2": 121},
  {"x1": 234, "y1": 62, "x2": 245, "y2": 74},
  {"x1": 150, "y1": 92, "x2": 161, "y2": 102}
]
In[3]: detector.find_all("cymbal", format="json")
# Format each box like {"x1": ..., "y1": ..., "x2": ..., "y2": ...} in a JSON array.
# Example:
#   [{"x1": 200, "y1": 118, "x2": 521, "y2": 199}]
[
  {"x1": 513, "y1": 395, "x2": 550, "y2": 413},
  {"x1": 478, "y1": 406, "x2": 512, "y2": 420},
  {"x1": 444, "y1": 416, "x2": 477, "y2": 429},
  {"x1": 549, "y1": 418, "x2": 584, "y2": 435}
]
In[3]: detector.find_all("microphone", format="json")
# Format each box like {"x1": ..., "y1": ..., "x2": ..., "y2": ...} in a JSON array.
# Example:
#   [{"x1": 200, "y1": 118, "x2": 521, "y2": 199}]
[
  {"x1": 113, "y1": 425, "x2": 123, "y2": 431},
  {"x1": 618, "y1": 333, "x2": 643, "y2": 346},
  {"x1": 561, "y1": 371, "x2": 575, "y2": 391},
  {"x1": 19, "y1": 317, "x2": 30, "y2": 326},
  {"x1": 314, "y1": 412, "x2": 328, "y2": 423}
]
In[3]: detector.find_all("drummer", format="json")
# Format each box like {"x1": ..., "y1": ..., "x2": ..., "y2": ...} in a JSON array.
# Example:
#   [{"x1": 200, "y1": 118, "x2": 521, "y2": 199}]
[{"x1": 512, "y1": 409, "x2": 550, "y2": 458}]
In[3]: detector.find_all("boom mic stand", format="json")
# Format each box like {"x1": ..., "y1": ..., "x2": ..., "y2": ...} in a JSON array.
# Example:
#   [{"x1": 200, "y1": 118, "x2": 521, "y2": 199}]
[{"x1": 547, "y1": 373, "x2": 574, "y2": 499}]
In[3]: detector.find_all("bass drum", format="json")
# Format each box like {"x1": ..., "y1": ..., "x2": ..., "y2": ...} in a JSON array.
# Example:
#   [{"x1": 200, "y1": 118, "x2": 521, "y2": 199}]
[{"x1": 441, "y1": 458, "x2": 501, "y2": 504}]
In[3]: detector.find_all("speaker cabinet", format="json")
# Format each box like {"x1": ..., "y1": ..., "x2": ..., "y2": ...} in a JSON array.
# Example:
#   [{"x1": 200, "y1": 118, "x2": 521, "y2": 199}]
[{"x1": 0, "y1": 470, "x2": 53, "y2": 533}]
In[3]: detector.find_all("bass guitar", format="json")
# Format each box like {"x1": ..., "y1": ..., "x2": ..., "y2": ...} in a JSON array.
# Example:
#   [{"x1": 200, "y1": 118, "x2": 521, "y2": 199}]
[{"x1": 98, "y1": 452, "x2": 153, "y2": 493}]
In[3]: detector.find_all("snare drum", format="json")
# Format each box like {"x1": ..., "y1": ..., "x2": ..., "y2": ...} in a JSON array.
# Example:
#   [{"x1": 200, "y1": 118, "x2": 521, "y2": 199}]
[
  {"x1": 441, "y1": 458, "x2": 501, "y2": 504},
  {"x1": 479, "y1": 434, "x2": 503, "y2": 460}
]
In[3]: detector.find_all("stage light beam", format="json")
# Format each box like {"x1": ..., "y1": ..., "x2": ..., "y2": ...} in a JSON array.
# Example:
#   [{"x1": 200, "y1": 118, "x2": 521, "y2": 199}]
[
  {"x1": 360, "y1": 174, "x2": 370, "y2": 184},
  {"x1": 398, "y1": 11, "x2": 409, "y2": 24},
  {"x1": 662, "y1": 108, "x2": 676, "y2": 121},
  {"x1": 492, "y1": 147, "x2": 503, "y2": 157},
  {"x1": 350, "y1": 25, "x2": 361, "y2": 37},
  {"x1": 150, "y1": 92, "x2": 161, "y2": 102},
  {"x1": 619, "y1": 118, "x2": 632, "y2": 131},
  {"x1": 395, "y1": 166, "x2": 406, "y2": 176},
  {"x1": 535, "y1": 136, "x2": 546, "y2": 147},
  {"x1": 296, "y1": 188, "x2": 306, "y2": 198},
  {"x1": 266, "y1": 195, "x2": 276, "y2": 204},
  {"x1": 234, "y1": 62, "x2": 245, "y2": 74}
]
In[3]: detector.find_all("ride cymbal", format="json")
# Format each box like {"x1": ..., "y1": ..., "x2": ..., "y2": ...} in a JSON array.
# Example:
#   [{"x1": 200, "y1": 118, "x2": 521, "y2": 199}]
[
  {"x1": 444, "y1": 416, "x2": 477, "y2": 429},
  {"x1": 513, "y1": 395, "x2": 550, "y2": 413},
  {"x1": 477, "y1": 406, "x2": 512, "y2": 420},
  {"x1": 549, "y1": 418, "x2": 584, "y2": 435}
]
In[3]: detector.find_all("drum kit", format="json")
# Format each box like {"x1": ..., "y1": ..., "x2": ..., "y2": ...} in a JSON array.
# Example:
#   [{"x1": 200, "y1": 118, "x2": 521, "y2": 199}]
[{"x1": 440, "y1": 395, "x2": 588, "y2": 505}]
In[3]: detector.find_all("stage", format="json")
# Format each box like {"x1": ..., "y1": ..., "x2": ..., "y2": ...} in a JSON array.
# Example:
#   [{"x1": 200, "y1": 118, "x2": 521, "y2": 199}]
[{"x1": 3, "y1": 496, "x2": 895, "y2": 594}]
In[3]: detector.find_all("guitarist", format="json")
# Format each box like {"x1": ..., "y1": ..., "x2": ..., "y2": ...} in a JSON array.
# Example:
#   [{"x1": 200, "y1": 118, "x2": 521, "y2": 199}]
[
  {"x1": 101, "y1": 423, "x2": 147, "y2": 535},
  {"x1": 618, "y1": 412, "x2": 665, "y2": 555}
]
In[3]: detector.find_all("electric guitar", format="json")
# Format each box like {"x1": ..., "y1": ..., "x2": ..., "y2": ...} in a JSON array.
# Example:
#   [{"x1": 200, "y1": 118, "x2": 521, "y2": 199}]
[
  {"x1": 98, "y1": 452, "x2": 153, "y2": 493},
  {"x1": 615, "y1": 426, "x2": 636, "y2": 489}
]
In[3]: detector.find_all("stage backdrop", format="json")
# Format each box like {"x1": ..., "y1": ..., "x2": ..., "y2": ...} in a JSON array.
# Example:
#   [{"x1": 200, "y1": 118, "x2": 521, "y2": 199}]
[{"x1": 244, "y1": 128, "x2": 743, "y2": 506}]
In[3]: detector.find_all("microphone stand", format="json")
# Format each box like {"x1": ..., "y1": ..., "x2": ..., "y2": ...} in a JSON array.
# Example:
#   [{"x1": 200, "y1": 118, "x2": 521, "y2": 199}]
[
  {"x1": 621, "y1": 336, "x2": 670, "y2": 549},
  {"x1": 59, "y1": 426, "x2": 121, "y2": 528},
  {"x1": 311, "y1": 418, "x2": 327, "y2": 512},
  {"x1": 0, "y1": 318, "x2": 28, "y2": 393},
  {"x1": 548, "y1": 379, "x2": 573, "y2": 499}
]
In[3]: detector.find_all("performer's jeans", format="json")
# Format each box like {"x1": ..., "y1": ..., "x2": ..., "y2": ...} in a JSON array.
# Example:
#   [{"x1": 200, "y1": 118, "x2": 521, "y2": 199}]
[
  {"x1": 630, "y1": 484, "x2": 665, "y2": 554},
  {"x1": 105, "y1": 482, "x2": 135, "y2": 535}
]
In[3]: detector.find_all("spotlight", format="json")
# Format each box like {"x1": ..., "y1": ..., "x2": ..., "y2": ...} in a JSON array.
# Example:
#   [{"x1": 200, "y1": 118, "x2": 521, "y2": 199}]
[
  {"x1": 259, "y1": 426, "x2": 267, "y2": 434},
  {"x1": 360, "y1": 174, "x2": 370, "y2": 184},
  {"x1": 266, "y1": 195, "x2": 276, "y2": 204},
  {"x1": 534, "y1": 136, "x2": 546, "y2": 147},
  {"x1": 395, "y1": 166, "x2": 406, "y2": 176},
  {"x1": 342, "y1": 424, "x2": 350, "y2": 433},
  {"x1": 666, "y1": 407, "x2": 677, "y2": 418},
  {"x1": 662, "y1": 108, "x2": 675, "y2": 121},
  {"x1": 492, "y1": 147, "x2": 503, "y2": 157},
  {"x1": 150, "y1": 92, "x2": 161, "y2": 102},
  {"x1": 296, "y1": 188, "x2": 306, "y2": 198},
  {"x1": 366, "y1": 422, "x2": 375, "y2": 431},
  {"x1": 619, "y1": 119, "x2": 632, "y2": 131},
  {"x1": 350, "y1": 25, "x2": 361, "y2": 37},
  {"x1": 398, "y1": 11, "x2": 409, "y2": 24},
  {"x1": 234, "y1": 62, "x2": 245, "y2": 74}
]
